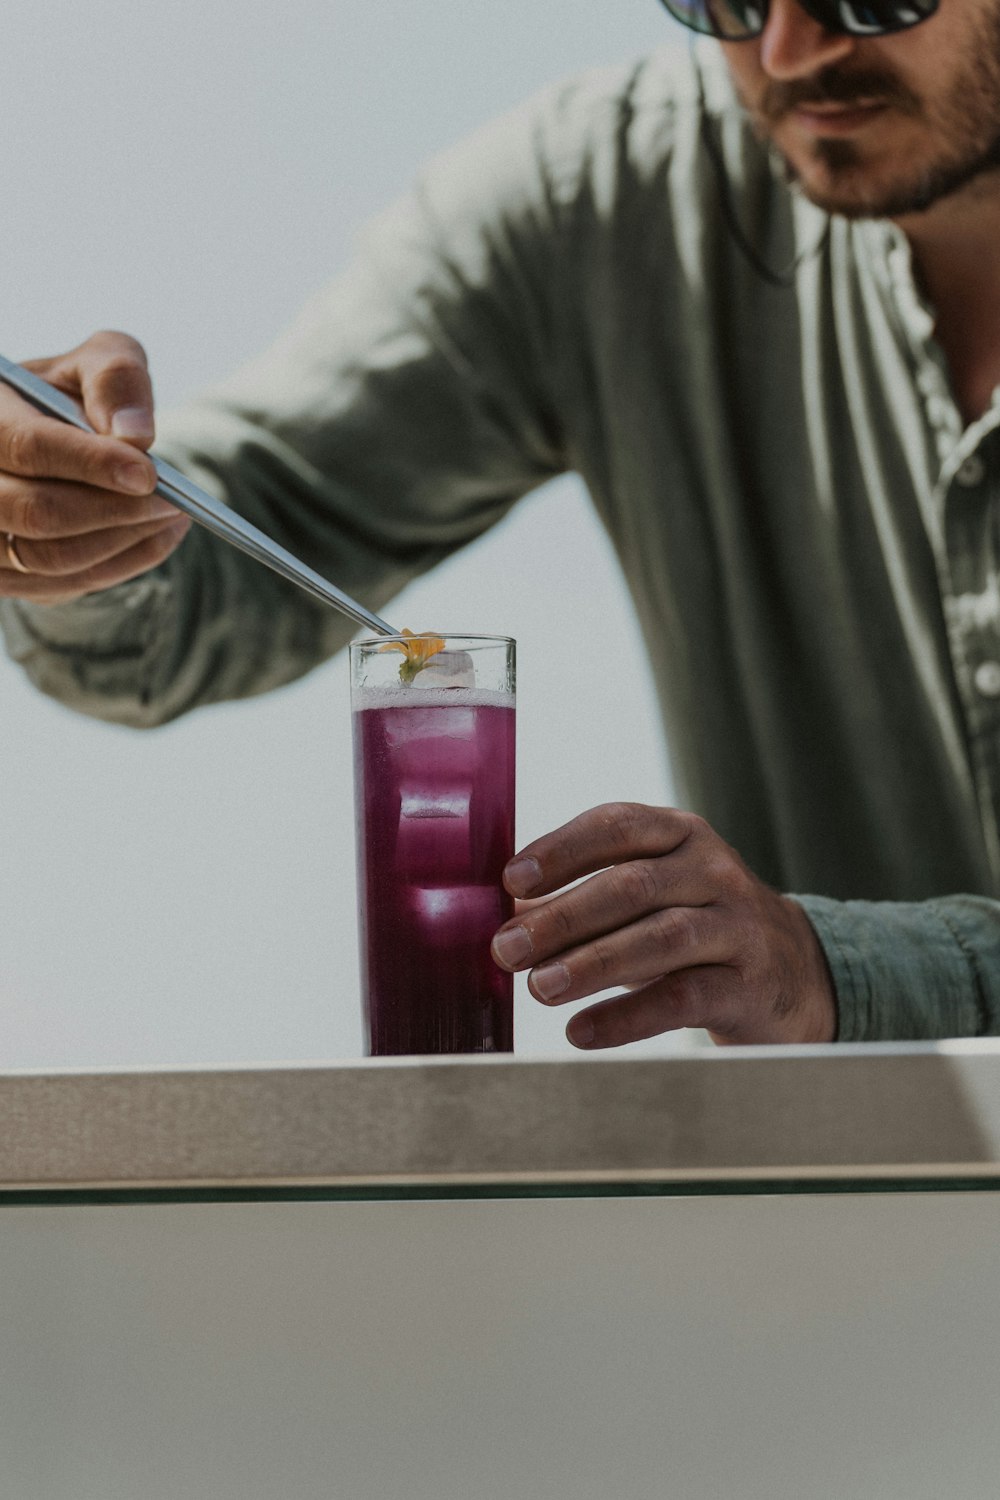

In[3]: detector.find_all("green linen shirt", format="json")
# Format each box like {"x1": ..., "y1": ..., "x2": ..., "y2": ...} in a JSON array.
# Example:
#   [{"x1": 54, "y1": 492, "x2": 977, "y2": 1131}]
[{"x1": 3, "y1": 45, "x2": 999, "y2": 1043}]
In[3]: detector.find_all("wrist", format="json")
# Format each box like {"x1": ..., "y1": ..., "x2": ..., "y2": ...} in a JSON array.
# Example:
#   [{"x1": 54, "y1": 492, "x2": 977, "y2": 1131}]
[{"x1": 781, "y1": 896, "x2": 838, "y2": 1043}]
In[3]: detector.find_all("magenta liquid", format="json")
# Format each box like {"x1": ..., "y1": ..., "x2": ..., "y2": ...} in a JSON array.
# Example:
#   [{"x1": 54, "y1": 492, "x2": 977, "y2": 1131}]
[{"x1": 353, "y1": 686, "x2": 515, "y2": 1055}]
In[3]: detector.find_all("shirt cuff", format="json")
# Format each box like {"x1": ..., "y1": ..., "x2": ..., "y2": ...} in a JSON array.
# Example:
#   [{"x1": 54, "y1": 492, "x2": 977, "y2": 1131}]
[
  {"x1": 793, "y1": 894, "x2": 993, "y2": 1042},
  {"x1": 0, "y1": 575, "x2": 173, "y2": 725},
  {"x1": 0, "y1": 577, "x2": 169, "y2": 657}
]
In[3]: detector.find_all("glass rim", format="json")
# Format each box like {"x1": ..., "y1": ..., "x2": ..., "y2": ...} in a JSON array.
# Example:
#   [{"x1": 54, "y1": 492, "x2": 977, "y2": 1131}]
[{"x1": 351, "y1": 632, "x2": 516, "y2": 652}]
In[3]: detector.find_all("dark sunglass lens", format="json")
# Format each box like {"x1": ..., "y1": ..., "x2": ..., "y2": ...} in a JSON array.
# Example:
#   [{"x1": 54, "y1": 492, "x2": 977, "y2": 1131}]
[
  {"x1": 658, "y1": 0, "x2": 766, "y2": 38},
  {"x1": 709, "y1": 0, "x2": 767, "y2": 37},
  {"x1": 657, "y1": 0, "x2": 714, "y2": 35},
  {"x1": 660, "y1": 0, "x2": 936, "y2": 38},
  {"x1": 811, "y1": 0, "x2": 937, "y2": 33}
]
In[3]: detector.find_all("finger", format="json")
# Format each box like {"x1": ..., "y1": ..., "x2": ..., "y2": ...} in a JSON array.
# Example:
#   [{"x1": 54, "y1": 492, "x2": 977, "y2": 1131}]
[
  {"x1": 526, "y1": 906, "x2": 733, "y2": 1006},
  {"x1": 504, "y1": 803, "x2": 707, "y2": 897},
  {"x1": 0, "y1": 474, "x2": 180, "y2": 539},
  {"x1": 0, "y1": 387, "x2": 156, "y2": 494},
  {"x1": 511, "y1": 893, "x2": 560, "y2": 918},
  {"x1": 29, "y1": 331, "x2": 155, "y2": 444},
  {"x1": 495, "y1": 848, "x2": 722, "y2": 973},
  {"x1": 565, "y1": 966, "x2": 735, "y2": 1049},
  {"x1": 0, "y1": 517, "x2": 190, "y2": 603},
  {"x1": 3, "y1": 515, "x2": 187, "y2": 578}
]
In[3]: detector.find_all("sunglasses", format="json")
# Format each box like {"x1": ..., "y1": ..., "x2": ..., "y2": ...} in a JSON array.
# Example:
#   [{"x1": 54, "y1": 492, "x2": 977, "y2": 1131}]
[{"x1": 657, "y1": 0, "x2": 938, "y2": 41}]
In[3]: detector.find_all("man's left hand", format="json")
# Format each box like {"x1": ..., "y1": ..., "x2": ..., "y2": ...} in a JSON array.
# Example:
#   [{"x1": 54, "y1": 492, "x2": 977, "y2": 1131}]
[{"x1": 490, "y1": 802, "x2": 837, "y2": 1048}]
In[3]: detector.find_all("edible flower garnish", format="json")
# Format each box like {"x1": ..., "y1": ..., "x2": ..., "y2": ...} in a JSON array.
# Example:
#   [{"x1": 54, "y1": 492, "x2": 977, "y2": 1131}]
[{"x1": 379, "y1": 628, "x2": 447, "y2": 684}]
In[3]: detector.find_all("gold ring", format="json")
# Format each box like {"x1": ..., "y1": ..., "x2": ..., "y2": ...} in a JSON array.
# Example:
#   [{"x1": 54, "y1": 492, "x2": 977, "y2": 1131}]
[{"x1": 4, "y1": 533, "x2": 30, "y2": 574}]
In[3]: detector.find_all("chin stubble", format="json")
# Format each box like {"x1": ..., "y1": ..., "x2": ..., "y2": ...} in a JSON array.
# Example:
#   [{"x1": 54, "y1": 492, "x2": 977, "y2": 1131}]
[{"x1": 747, "y1": 11, "x2": 1000, "y2": 219}]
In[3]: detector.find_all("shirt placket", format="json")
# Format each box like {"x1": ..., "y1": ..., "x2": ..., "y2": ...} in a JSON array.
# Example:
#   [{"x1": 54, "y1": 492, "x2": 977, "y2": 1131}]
[
  {"x1": 937, "y1": 421, "x2": 1000, "y2": 888},
  {"x1": 873, "y1": 220, "x2": 1000, "y2": 890}
]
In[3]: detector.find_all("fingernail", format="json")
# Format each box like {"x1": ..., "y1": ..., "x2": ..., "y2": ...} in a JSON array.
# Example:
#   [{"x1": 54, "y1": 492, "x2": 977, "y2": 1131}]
[
  {"x1": 568, "y1": 1015, "x2": 595, "y2": 1047},
  {"x1": 115, "y1": 462, "x2": 152, "y2": 495},
  {"x1": 150, "y1": 498, "x2": 180, "y2": 519},
  {"x1": 491, "y1": 926, "x2": 532, "y2": 969},
  {"x1": 505, "y1": 856, "x2": 541, "y2": 895},
  {"x1": 532, "y1": 963, "x2": 570, "y2": 1001},
  {"x1": 111, "y1": 407, "x2": 154, "y2": 441}
]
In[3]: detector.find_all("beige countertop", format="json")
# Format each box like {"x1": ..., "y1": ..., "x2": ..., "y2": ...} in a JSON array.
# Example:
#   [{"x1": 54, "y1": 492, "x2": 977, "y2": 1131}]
[{"x1": 3, "y1": 1040, "x2": 1000, "y2": 1199}]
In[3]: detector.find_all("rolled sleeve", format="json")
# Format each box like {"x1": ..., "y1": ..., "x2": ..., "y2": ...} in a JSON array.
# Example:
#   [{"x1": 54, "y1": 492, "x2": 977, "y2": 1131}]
[
  {"x1": 0, "y1": 577, "x2": 176, "y2": 728},
  {"x1": 794, "y1": 893, "x2": 999, "y2": 1042}
]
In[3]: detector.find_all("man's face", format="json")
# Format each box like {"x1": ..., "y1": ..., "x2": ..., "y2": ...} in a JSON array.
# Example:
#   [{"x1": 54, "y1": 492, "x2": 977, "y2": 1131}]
[{"x1": 720, "y1": 0, "x2": 1000, "y2": 219}]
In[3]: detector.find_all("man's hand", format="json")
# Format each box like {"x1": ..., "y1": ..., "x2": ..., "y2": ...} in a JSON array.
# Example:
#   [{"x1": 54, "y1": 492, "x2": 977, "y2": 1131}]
[
  {"x1": 490, "y1": 802, "x2": 837, "y2": 1049},
  {"x1": 0, "y1": 331, "x2": 190, "y2": 604}
]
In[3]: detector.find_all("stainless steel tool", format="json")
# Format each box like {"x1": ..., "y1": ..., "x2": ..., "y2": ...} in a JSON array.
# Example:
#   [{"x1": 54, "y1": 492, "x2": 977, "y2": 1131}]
[{"x1": 0, "y1": 353, "x2": 398, "y2": 637}]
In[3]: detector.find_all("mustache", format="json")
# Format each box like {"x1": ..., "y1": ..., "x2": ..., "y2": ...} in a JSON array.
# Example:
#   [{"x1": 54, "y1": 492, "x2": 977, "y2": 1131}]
[{"x1": 759, "y1": 67, "x2": 921, "y2": 122}]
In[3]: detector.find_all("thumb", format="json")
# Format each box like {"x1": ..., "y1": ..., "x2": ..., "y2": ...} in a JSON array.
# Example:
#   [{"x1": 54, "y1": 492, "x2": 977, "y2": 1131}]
[{"x1": 41, "y1": 330, "x2": 156, "y2": 449}]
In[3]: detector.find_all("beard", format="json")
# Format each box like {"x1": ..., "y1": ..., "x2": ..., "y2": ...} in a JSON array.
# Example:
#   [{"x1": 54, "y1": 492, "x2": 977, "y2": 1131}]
[{"x1": 739, "y1": 9, "x2": 1000, "y2": 219}]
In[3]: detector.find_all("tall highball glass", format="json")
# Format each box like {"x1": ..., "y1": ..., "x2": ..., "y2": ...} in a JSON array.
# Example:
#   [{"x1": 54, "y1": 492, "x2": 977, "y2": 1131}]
[{"x1": 350, "y1": 634, "x2": 516, "y2": 1055}]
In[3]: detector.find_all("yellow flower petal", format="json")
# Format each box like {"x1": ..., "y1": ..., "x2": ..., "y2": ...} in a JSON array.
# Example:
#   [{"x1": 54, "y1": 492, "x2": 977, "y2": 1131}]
[{"x1": 378, "y1": 628, "x2": 446, "y2": 682}]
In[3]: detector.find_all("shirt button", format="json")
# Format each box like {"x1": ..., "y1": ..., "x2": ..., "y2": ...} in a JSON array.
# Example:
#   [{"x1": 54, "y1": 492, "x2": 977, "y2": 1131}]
[
  {"x1": 973, "y1": 660, "x2": 1000, "y2": 697},
  {"x1": 956, "y1": 454, "x2": 986, "y2": 487}
]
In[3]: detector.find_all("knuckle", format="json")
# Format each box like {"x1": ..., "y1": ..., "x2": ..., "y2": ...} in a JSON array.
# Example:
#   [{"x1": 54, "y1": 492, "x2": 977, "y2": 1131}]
[
  {"x1": 91, "y1": 329, "x2": 148, "y2": 365},
  {"x1": 10, "y1": 489, "x2": 37, "y2": 538},
  {"x1": 28, "y1": 533, "x2": 88, "y2": 576},
  {"x1": 540, "y1": 898, "x2": 577, "y2": 946},
  {"x1": 704, "y1": 851, "x2": 743, "y2": 898},
  {"x1": 612, "y1": 985, "x2": 673, "y2": 1045},
  {"x1": 679, "y1": 811, "x2": 711, "y2": 844},
  {"x1": 665, "y1": 969, "x2": 704, "y2": 1024},
  {"x1": 68, "y1": 556, "x2": 114, "y2": 593},
  {"x1": 4, "y1": 422, "x2": 40, "y2": 476},
  {"x1": 598, "y1": 801, "x2": 648, "y2": 850},
  {"x1": 611, "y1": 859, "x2": 661, "y2": 911},
  {"x1": 101, "y1": 353, "x2": 148, "y2": 385},
  {"x1": 117, "y1": 525, "x2": 181, "y2": 578},
  {"x1": 11, "y1": 487, "x2": 57, "y2": 539},
  {"x1": 707, "y1": 1016, "x2": 741, "y2": 1044},
  {"x1": 653, "y1": 906, "x2": 699, "y2": 956},
  {"x1": 98, "y1": 349, "x2": 148, "y2": 387},
  {"x1": 24, "y1": 538, "x2": 53, "y2": 574},
  {"x1": 588, "y1": 935, "x2": 619, "y2": 982}
]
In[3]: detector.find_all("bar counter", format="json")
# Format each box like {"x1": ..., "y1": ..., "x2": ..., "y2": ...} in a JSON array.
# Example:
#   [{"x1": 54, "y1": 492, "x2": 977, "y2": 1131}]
[{"x1": 4, "y1": 1039, "x2": 1000, "y2": 1199}]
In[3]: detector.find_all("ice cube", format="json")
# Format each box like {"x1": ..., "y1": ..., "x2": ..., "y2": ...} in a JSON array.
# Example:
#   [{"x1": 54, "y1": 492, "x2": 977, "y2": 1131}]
[
  {"x1": 410, "y1": 883, "x2": 504, "y2": 946},
  {"x1": 385, "y1": 702, "x2": 476, "y2": 756},
  {"x1": 411, "y1": 650, "x2": 476, "y2": 690},
  {"x1": 400, "y1": 787, "x2": 471, "y2": 820},
  {"x1": 396, "y1": 780, "x2": 472, "y2": 878}
]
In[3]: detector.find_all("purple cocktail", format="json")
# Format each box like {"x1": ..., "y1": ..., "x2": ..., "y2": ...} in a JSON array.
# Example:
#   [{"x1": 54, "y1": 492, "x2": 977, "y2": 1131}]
[{"x1": 351, "y1": 636, "x2": 515, "y2": 1055}]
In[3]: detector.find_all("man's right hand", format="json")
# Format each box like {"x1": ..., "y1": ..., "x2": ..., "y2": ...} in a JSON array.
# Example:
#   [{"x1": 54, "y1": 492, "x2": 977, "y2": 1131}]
[{"x1": 0, "y1": 331, "x2": 191, "y2": 605}]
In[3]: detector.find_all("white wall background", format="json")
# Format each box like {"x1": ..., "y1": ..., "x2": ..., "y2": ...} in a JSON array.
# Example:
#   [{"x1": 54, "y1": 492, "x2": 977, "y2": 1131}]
[{"x1": 0, "y1": 0, "x2": 691, "y2": 1068}]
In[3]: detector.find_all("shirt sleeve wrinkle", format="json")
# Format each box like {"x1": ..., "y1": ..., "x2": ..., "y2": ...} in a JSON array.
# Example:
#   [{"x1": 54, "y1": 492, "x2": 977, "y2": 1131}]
[
  {"x1": 796, "y1": 893, "x2": 1000, "y2": 1041},
  {"x1": 394, "y1": 177, "x2": 567, "y2": 474},
  {"x1": 937, "y1": 899, "x2": 996, "y2": 1037}
]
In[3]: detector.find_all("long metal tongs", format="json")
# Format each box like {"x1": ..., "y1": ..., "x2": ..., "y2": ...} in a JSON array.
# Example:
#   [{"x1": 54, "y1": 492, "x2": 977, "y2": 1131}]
[{"x1": 0, "y1": 353, "x2": 397, "y2": 637}]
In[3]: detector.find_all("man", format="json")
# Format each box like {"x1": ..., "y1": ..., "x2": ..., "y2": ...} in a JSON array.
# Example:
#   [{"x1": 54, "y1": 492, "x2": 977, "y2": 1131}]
[{"x1": 1, "y1": 0, "x2": 997, "y2": 1049}]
